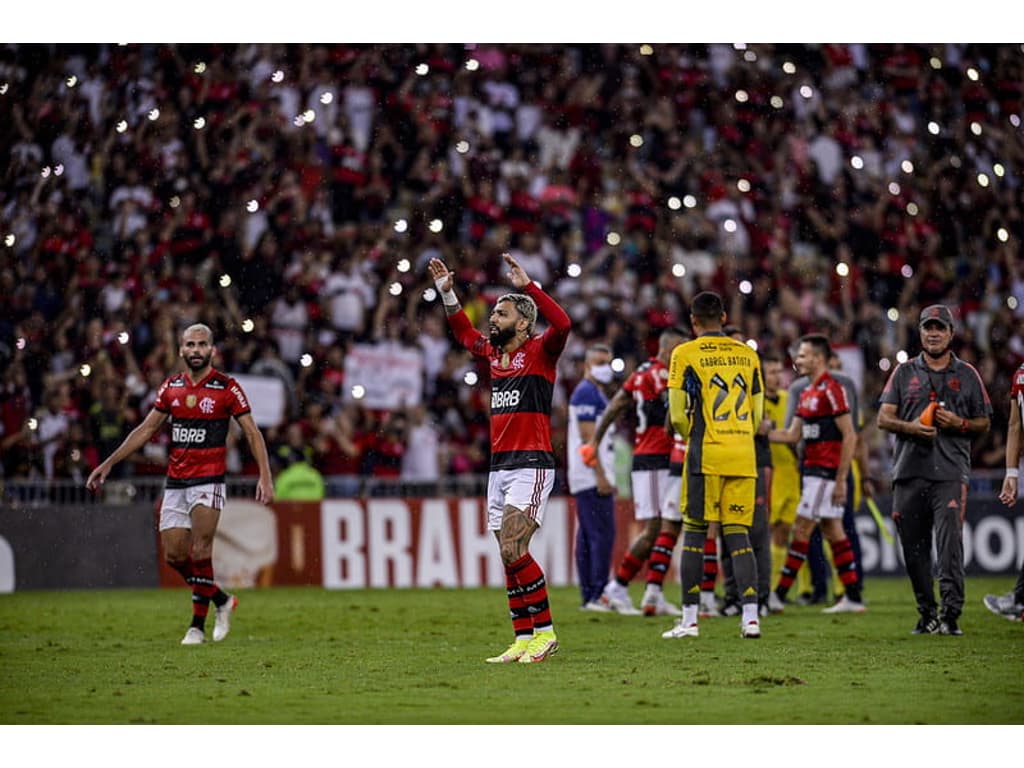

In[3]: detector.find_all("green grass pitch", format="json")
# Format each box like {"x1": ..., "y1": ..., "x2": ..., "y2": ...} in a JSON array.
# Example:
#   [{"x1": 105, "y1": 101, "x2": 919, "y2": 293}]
[{"x1": 2, "y1": 576, "x2": 1021, "y2": 755}]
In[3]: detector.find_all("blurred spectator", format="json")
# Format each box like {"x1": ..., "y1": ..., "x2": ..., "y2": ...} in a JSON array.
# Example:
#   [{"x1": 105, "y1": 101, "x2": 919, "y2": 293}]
[
  {"x1": 1, "y1": 42, "x2": 1023, "y2": 489},
  {"x1": 87, "y1": 383, "x2": 132, "y2": 479}
]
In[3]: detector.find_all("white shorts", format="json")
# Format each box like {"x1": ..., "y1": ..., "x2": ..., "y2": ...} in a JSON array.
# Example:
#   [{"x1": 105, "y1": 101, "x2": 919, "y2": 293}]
[
  {"x1": 631, "y1": 468, "x2": 680, "y2": 522},
  {"x1": 486, "y1": 468, "x2": 555, "y2": 531},
  {"x1": 159, "y1": 483, "x2": 226, "y2": 531},
  {"x1": 662, "y1": 473, "x2": 684, "y2": 522},
  {"x1": 796, "y1": 475, "x2": 844, "y2": 522}
]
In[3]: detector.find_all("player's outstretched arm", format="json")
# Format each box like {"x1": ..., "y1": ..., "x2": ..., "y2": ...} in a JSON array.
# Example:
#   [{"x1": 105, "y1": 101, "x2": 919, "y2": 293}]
[
  {"x1": 428, "y1": 258, "x2": 460, "y2": 315},
  {"x1": 85, "y1": 408, "x2": 168, "y2": 491}
]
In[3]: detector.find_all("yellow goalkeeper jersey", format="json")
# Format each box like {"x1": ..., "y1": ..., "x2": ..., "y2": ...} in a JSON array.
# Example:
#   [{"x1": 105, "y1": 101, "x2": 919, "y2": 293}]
[
  {"x1": 668, "y1": 332, "x2": 764, "y2": 478},
  {"x1": 764, "y1": 390, "x2": 799, "y2": 476}
]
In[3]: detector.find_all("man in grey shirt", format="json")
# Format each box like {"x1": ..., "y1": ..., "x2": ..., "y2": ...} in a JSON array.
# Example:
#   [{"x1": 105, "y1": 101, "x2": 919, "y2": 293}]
[{"x1": 877, "y1": 305, "x2": 992, "y2": 636}]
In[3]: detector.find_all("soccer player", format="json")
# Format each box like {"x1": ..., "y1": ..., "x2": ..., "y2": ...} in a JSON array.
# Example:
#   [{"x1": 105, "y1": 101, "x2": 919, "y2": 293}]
[
  {"x1": 567, "y1": 343, "x2": 618, "y2": 612},
  {"x1": 428, "y1": 253, "x2": 571, "y2": 663},
  {"x1": 662, "y1": 291, "x2": 764, "y2": 639},
  {"x1": 86, "y1": 323, "x2": 274, "y2": 644},
  {"x1": 717, "y1": 331, "x2": 773, "y2": 618},
  {"x1": 878, "y1": 305, "x2": 991, "y2": 635},
  {"x1": 781, "y1": 348, "x2": 873, "y2": 606},
  {"x1": 585, "y1": 327, "x2": 688, "y2": 617},
  {"x1": 761, "y1": 354, "x2": 806, "y2": 601},
  {"x1": 988, "y1": 360, "x2": 1024, "y2": 622},
  {"x1": 768, "y1": 333, "x2": 865, "y2": 614}
]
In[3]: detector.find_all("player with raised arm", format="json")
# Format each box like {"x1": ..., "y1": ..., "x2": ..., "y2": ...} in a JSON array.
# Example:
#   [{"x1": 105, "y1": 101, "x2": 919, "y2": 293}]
[
  {"x1": 86, "y1": 323, "x2": 274, "y2": 644},
  {"x1": 428, "y1": 253, "x2": 571, "y2": 663}
]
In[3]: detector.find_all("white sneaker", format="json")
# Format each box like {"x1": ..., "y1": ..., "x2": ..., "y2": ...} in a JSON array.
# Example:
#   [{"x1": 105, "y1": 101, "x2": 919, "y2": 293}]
[
  {"x1": 213, "y1": 594, "x2": 238, "y2": 642},
  {"x1": 741, "y1": 619, "x2": 762, "y2": 639},
  {"x1": 181, "y1": 627, "x2": 205, "y2": 645},
  {"x1": 983, "y1": 592, "x2": 1024, "y2": 621},
  {"x1": 641, "y1": 586, "x2": 682, "y2": 617},
  {"x1": 768, "y1": 592, "x2": 786, "y2": 614},
  {"x1": 822, "y1": 596, "x2": 866, "y2": 614},
  {"x1": 661, "y1": 620, "x2": 699, "y2": 638},
  {"x1": 580, "y1": 600, "x2": 612, "y2": 612},
  {"x1": 601, "y1": 582, "x2": 642, "y2": 615}
]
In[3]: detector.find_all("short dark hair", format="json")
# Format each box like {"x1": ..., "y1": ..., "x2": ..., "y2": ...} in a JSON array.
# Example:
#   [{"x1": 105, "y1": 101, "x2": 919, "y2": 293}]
[
  {"x1": 760, "y1": 351, "x2": 782, "y2": 365},
  {"x1": 660, "y1": 326, "x2": 689, "y2": 342},
  {"x1": 799, "y1": 333, "x2": 832, "y2": 360},
  {"x1": 690, "y1": 291, "x2": 725, "y2": 323}
]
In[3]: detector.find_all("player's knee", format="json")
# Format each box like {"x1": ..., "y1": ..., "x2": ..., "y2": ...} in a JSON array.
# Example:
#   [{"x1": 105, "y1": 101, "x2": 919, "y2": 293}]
[
  {"x1": 499, "y1": 542, "x2": 523, "y2": 564},
  {"x1": 164, "y1": 549, "x2": 188, "y2": 569}
]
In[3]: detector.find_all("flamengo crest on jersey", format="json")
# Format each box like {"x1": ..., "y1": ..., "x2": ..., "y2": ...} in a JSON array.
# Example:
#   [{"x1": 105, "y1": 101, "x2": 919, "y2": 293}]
[
  {"x1": 153, "y1": 369, "x2": 252, "y2": 487},
  {"x1": 446, "y1": 285, "x2": 570, "y2": 471}
]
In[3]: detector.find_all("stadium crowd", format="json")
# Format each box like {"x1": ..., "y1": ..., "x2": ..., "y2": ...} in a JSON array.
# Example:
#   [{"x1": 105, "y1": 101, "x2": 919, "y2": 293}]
[{"x1": 1, "y1": 43, "x2": 1023, "y2": 492}]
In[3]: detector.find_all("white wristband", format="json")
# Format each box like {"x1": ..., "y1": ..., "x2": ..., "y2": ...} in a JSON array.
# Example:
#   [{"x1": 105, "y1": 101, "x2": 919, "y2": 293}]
[
  {"x1": 1006, "y1": 468, "x2": 1019, "y2": 479},
  {"x1": 434, "y1": 277, "x2": 457, "y2": 307}
]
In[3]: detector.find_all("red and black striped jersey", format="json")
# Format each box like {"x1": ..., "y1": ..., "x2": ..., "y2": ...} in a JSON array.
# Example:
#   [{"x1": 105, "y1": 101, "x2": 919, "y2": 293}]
[
  {"x1": 1012, "y1": 364, "x2": 1024, "y2": 409},
  {"x1": 152, "y1": 368, "x2": 252, "y2": 487},
  {"x1": 795, "y1": 371, "x2": 849, "y2": 479},
  {"x1": 447, "y1": 282, "x2": 571, "y2": 470},
  {"x1": 669, "y1": 433, "x2": 688, "y2": 476},
  {"x1": 623, "y1": 357, "x2": 673, "y2": 470}
]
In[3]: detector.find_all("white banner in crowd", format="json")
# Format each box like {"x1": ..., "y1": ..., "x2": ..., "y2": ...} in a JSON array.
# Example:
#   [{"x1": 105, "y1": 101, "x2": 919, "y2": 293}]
[
  {"x1": 230, "y1": 374, "x2": 287, "y2": 428},
  {"x1": 342, "y1": 343, "x2": 423, "y2": 409}
]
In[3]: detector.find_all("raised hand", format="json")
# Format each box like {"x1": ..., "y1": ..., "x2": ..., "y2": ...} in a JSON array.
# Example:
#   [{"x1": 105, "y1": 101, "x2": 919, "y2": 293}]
[
  {"x1": 502, "y1": 252, "x2": 530, "y2": 289},
  {"x1": 428, "y1": 258, "x2": 453, "y2": 292}
]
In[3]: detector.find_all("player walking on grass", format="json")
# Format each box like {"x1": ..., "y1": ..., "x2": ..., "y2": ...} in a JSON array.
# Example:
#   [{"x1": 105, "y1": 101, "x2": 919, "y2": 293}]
[
  {"x1": 428, "y1": 253, "x2": 571, "y2": 663},
  {"x1": 662, "y1": 291, "x2": 764, "y2": 640},
  {"x1": 86, "y1": 323, "x2": 274, "y2": 645},
  {"x1": 585, "y1": 327, "x2": 687, "y2": 617},
  {"x1": 877, "y1": 305, "x2": 991, "y2": 635},
  {"x1": 984, "y1": 357, "x2": 1024, "y2": 623},
  {"x1": 767, "y1": 334, "x2": 864, "y2": 614}
]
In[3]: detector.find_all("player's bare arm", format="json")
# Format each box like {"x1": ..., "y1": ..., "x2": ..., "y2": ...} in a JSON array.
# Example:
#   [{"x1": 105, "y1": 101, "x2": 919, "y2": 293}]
[
  {"x1": 428, "y1": 258, "x2": 461, "y2": 315},
  {"x1": 588, "y1": 387, "x2": 630, "y2": 452},
  {"x1": 1000, "y1": 397, "x2": 1021, "y2": 507},
  {"x1": 768, "y1": 416, "x2": 802, "y2": 445},
  {"x1": 85, "y1": 408, "x2": 168, "y2": 490},
  {"x1": 832, "y1": 412, "x2": 856, "y2": 506},
  {"x1": 237, "y1": 412, "x2": 275, "y2": 504}
]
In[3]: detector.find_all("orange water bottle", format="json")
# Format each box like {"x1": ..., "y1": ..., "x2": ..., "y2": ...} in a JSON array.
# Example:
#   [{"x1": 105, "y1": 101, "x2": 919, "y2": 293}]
[
  {"x1": 578, "y1": 444, "x2": 598, "y2": 467},
  {"x1": 920, "y1": 401, "x2": 939, "y2": 426}
]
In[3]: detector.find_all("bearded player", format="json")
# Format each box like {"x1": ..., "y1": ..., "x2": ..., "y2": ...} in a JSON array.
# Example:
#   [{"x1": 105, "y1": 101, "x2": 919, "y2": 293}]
[
  {"x1": 87, "y1": 323, "x2": 274, "y2": 645},
  {"x1": 428, "y1": 253, "x2": 571, "y2": 664}
]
